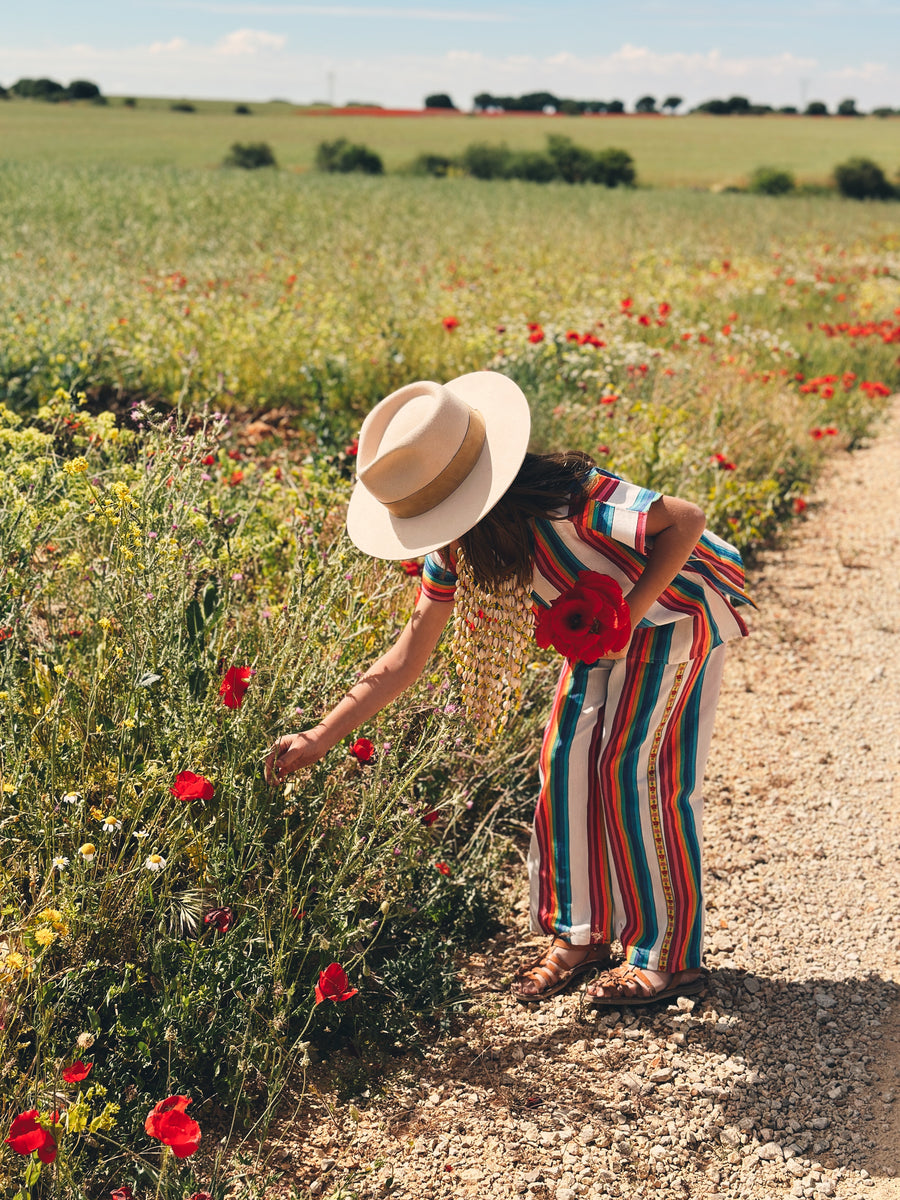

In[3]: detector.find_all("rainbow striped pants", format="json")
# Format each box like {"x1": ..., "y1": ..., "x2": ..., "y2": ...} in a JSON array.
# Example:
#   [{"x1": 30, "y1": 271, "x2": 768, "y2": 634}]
[{"x1": 528, "y1": 646, "x2": 726, "y2": 971}]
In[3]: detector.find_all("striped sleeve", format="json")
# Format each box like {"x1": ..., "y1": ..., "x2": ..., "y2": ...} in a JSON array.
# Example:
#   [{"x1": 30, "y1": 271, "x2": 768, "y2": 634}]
[
  {"x1": 582, "y1": 469, "x2": 661, "y2": 554},
  {"x1": 421, "y1": 551, "x2": 457, "y2": 602}
]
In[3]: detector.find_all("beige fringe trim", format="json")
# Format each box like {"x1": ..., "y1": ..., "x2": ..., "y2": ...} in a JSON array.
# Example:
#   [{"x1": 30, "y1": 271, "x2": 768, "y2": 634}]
[{"x1": 450, "y1": 546, "x2": 535, "y2": 744}]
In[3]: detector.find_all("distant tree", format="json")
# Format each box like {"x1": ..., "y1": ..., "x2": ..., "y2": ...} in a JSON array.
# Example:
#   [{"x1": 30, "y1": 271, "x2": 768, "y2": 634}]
[
  {"x1": 425, "y1": 93, "x2": 456, "y2": 110},
  {"x1": 837, "y1": 98, "x2": 860, "y2": 117},
  {"x1": 12, "y1": 77, "x2": 65, "y2": 99},
  {"x1": 234, "y1": 103, "x2": 252, "y2": 115},
  {"x1": 694, "y1": 99, "x2": 730, "y2": 115},
  {"x1": 749, "y1": 104, "x2": 774, "y2": 114},
  {"x1": 518, "y1": 91, "x2": 561, "y2": 112},
  {"x1": 779, "y1": 105, "x2": 798, "y2": 114},
  {"x1": 223, "y1": 141, "x2": 277, "y2": 169},
  {"x1": 559, "y1": 99, "x2": 583, "y2": 116},
  {"x1": 473, "y1": 92, "x2": 495, "y2": 111},
  {"x1": 748, "y1": 165, "x2": 796, "y2": 195},
  {"x1": 725, "y1": 95, "x2": 751, "y2": 114},
  {"x1": 123, "y1": 97, "x2": 137, "y2": 108},
  {"x1": 315, "y1": 138, "x2": 383, "y2": 174},
  {"x1": 606, "y1": 99, "x2": 625, "y2": 114},
  {"x1": 0, "y1": 84, "x2": 8, "y2": 100},
  {"x1": 871, "y1": 106, "x2": 896, "y2": 118},
  {"x1": 170, "y1": 102, "x2": 196, "y2": 112},
  {"x1": 805, "y1": 101, "x2": 829, "y2": 116},
  {"x1": 662, "y1": 95, "x2": 682, "y2": 113},
  {"x1": 634, "y1": 94, "x2": 657, "y2": 113},
  {"x1": 833, "y1": 156, "x2": 894, "y2": 199},
  {"x1": 67, "y1": 80, "x2": 101, "y2": 100}
]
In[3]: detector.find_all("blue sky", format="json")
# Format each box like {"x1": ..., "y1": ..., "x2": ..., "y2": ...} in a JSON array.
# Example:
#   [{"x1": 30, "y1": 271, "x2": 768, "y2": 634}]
[{"x1": 2, "y1": 1, "x2": 898, "y2": 109}]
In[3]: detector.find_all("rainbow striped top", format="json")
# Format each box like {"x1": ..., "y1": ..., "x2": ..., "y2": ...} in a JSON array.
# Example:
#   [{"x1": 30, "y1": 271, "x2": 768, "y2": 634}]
[{"x1": 422, "y1": 468, "x2": 754, "y2": 664}]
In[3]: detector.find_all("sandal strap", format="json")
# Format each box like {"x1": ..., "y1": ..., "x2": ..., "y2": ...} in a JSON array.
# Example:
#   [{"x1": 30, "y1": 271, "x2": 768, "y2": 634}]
[
  {"x1": 593, "y1": 964, "x2": 655, "y2": 998},
  {"x1": 516, "y1": 939, "x2": 609, "y2": 988}
]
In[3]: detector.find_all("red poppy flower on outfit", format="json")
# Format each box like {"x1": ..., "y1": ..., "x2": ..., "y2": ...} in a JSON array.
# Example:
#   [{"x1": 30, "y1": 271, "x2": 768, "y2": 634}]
[
  {"x1": 204, "y1": 906, "x2": 234, "y2": 933},
  {"x1": 5, "y1": 1110, "x2": 58, "y2": 1162},
  {"x1": 535, "y1": 572, "x2": 631, "y2": 664},
  {"x1": 144, "y1": 1096, "x2": 201, "y2": 1159},
  {"x1": 170, "y1": 771, "x2": 215, "y2": 801},
  {"x1": 110, "y1": 1187, "x2": 136, "y2": 1200},
  {"x1": 442, "y1": 316, "x2": 459, "y2": 331},
  {"x1": 219, "y1": 666, "x2": 253, "y2": 708},
  {"x1": 62, "y1": 1059, "x2": 92, "y2": 1083},
  {"x1": 400, "y1": 559, "x2": 423, "y2": 576},
  {"x1": 315, "y1": 963, "x2": 358, "y2": 1004},
  {"x1": 350, "y1": 737, "x2": 375, "y2": 764}
]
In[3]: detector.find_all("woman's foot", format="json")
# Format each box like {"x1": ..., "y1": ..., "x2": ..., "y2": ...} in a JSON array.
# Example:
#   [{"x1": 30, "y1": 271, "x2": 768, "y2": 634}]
[
  {"x1": 512, "y1": 937, "x2": 612, "y2": 1004},
  {"x1": 584, "y1": 963, "x2": 706, "y2": 1007}
]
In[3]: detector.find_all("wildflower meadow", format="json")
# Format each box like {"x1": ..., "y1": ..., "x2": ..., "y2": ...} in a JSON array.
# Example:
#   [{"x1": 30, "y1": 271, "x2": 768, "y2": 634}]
[{"x1": 1, "y1": 160, "x2": 898, "y2": 1197}]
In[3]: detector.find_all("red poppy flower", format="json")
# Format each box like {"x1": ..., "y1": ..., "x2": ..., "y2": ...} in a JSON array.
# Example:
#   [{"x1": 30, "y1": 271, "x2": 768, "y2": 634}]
[
  {"x1": 823, "y1": 426, "x2": 838, "y2": 436},
  {"x1": 110, "y1": 1188, "x2": 136, "y2": 1200},
  {"x1": 170, "y1": 771, "x2": 215, "y2": 801},
  {"x1": 810, "y1": 428, "x2": 825, "y2": 440},
  {"x1": 422, "y1": 811, "x2": 440, "y2": 826},
  {"x1": 793, "y1": 498, "x2": 808, "y2": 514},
  {"x1": 144, "y1": 1096, "x2": 201, "y2": 1159},
  {"x1": 201, "y1": 454, "x2": 215, "y2": 465},
  {"x1": 219, "y1": 666, "x2": 253, "y2": 708},
  {"x1": 228, "y1": 469, "x2": 244, "y2": 487},
  {"x1": 345, "y1": 437, "x2": 359, "y2": 457},
  {"x1": 434, "y1": 861, "x2": 451, "y2": 876},
  {"x1": 187, "y1": 1194, "x2": 214, "y2": 1200},
  {"x1": 711, "y1": 453, "x2": 736, "y2": 471},
  {"x1": 535, "y1": 572, "x2": 631, "y2": 664},
  {"x1": 5, "y1": 1110, "x2": 58, "y2": 1162},
  {"x1": 442, "y1": 316, "x2": 459, "y2": 331},
  {"x1": 620, "y1": 297, "x2": 633, "y2": 310},
  {"x1": 658, "y1": 302, "x2": 671, "y2": 317},
  {"x1": 315, "y1": 962, "x2": 358, "y2": 1004},
  {"x1": 350, "y1": 737, "x2": 375, "y2": 764},
  {"x1": 528, "y1": 328, "x2": 545, "y2": 344},
  {"x1": 400, "y1": 559, "x2": 422, "y2": 576},
  {"x1": 62, "y1": 1059, "x2": 92, "y2": 1083},
  {"x1": 204, "y1": 906, "x2": 234, "y2": 933}
]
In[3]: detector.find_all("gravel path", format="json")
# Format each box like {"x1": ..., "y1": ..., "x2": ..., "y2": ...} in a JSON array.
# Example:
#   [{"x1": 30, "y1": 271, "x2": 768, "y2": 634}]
[{"x1": 280, "y1": 402, "x2": 900, "y2": 1200}]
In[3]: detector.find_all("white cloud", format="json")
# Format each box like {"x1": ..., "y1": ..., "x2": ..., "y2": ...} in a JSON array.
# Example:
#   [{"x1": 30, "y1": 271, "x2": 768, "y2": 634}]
[
  {"x1": 213, "y1": 29, "x2": 287, "y2": 55},
  {"x1": 148, "y1": 37, "x2": 189, "y2": 55}
]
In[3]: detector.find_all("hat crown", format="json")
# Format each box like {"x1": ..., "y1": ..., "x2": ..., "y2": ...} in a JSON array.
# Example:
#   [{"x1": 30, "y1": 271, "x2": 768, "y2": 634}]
[{"x1": 357, "y1": 381, "x2": 473, "y2": 505}]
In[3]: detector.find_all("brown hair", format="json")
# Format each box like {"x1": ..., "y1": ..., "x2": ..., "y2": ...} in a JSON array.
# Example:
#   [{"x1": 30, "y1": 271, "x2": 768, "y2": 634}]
[{"x1": 452, "y1": 450, "x2": 595, "y2": 589}]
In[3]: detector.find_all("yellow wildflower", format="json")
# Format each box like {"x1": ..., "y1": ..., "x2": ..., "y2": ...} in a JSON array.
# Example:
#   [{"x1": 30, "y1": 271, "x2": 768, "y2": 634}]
[
  {"x1": 64, "y1": 457, "x2": 89, "y2": 476},
  {"x1": 4, "y1": 951, "x2": 25, "y2": 971},
  {"x1": 34, "y1": 925, "x2": 56, "y2": 948},
  {"x1": 39, "y1": 908, "x2": 63, "y2": 924}
]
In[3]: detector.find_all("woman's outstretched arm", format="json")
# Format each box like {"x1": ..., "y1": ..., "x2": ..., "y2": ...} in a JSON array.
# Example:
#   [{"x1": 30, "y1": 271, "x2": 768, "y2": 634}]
[{"x1": 264, "y1": 592, "x2": 454, "y2": 783}]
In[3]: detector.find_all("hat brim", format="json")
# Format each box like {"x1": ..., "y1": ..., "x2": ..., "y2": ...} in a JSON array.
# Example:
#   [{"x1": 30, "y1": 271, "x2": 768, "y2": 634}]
[{"x1": 346, "y1": 371, "x2": 531, "y2": 559}]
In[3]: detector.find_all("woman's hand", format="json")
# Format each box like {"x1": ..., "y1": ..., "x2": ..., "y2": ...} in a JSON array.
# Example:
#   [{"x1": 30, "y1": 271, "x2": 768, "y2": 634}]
[{"x1": 265, "y1": 727, "x2": 331, "y2": 784}]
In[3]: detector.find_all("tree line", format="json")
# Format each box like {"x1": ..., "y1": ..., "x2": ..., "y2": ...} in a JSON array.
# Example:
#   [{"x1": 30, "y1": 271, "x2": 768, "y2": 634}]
[
  {"x1": 426, "y1": 91, "x2": 897, "y2": 117},
  {"x1": 1, "y1": 77, "x2": 105, "y2": 103}
]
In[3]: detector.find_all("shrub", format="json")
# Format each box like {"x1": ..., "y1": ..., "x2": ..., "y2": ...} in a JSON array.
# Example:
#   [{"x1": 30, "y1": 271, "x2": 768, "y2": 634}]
[
  {"x1": 424, "y1": 93, "x2": 456, "y2": 110},
  {"x1": 506, "y1": 150, "x2": 559, "y2": 183},
  {"x1": 459, "y1": 141, "x2": 512, "y2": 180},
  {"x1": 832, "y1": 156, "x2": 895, "y2": 200},
  {"x1": 805, "y1": 101, "x2": 829, "y2": 116},
  {"x1": 748, "y1": 165, "x2": 796, "y2": 195},
  {"x1": 12, "y1": 76, "x2": 65, "y2": 100},
  {"x1": 590, "y1": 147, "x2": 637, "y2": 187},
  {"x1": 837, "y1": 98, "x2": 861, "y2": 116},
  {"x1": 871, "y1": 107, "x2": 896, "y2": 118},
  {"x1": 234, "y1": 103, "x2": 252, "y2": 115},
  {"x1": 546, "y1": 134, "x2": 595, "y2": 183},
  {"x1": 171, "y1": 102, "x2": 196, "y2": 112},
  {"x1": 223, "y1": 141, "x2": 277, "y2": 169},
  {"x1": 123, "y1": 97, "x2": 137, "y2": 108},
  {"x1": 0, "y1": 84, "x2": 8, "y2": 100},
  {"x1": 315, "y1": 138, "x2": 384, "y2": 175},
  {"x1": 410, "y1": 153, "x2": 455, "y2": 177}
]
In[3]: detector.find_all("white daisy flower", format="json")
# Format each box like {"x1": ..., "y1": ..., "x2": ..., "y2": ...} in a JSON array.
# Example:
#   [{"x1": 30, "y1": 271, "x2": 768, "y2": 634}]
[
  {"x1": 62, "y1": 792, "x2": 82, "y2": 805},
  {"x1": 145, "y1": 853, "x2": 167, "y2": 872},
  {"x1": 101, "y1": 816, "x2": 122, "y2": 833},
  {"x1": 52, "y1": 856, "x2": 70, "y2": 870},
  {"x1": 133, "y1": 829, "x2": 150, "y2": 840},
  {"x1": 78, "y1": 843, "x2": 96, "y2": 862}
]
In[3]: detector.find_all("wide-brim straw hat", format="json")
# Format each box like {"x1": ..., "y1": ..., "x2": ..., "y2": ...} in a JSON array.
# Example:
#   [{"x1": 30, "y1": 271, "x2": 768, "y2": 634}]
[{"x1": 346, "y1": 371, "x2": 530, "y2": 559}]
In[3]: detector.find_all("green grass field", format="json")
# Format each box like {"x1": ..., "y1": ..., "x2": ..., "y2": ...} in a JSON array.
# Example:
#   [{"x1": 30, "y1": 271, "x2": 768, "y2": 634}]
[{"x1": 1, "y1": 97, "x2": 899, "y2": 186}]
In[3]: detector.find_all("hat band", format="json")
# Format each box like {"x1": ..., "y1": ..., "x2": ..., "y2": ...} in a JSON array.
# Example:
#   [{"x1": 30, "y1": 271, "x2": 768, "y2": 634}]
[{"x1": 385, "y1": 408, "x2": 486, "y2": 519}]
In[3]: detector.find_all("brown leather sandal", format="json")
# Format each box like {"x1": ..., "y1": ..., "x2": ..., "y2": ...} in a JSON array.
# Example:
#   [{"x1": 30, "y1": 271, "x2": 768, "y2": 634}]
[
  {"x1": 511, "y1": 937, "x2": 612, "y2": 1004},
  {"x1": 585, "y1": 963, "x2": 706, "y2": 1007}
]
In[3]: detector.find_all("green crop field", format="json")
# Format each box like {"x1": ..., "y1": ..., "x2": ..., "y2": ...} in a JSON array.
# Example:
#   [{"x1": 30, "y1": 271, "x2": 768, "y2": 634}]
[
  {"x1": 1, "y1": 127, "x2": 898, "y2": 1196},
  {"x1": 1, "y1": 97, "x2": 899, "y2": 185}
]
